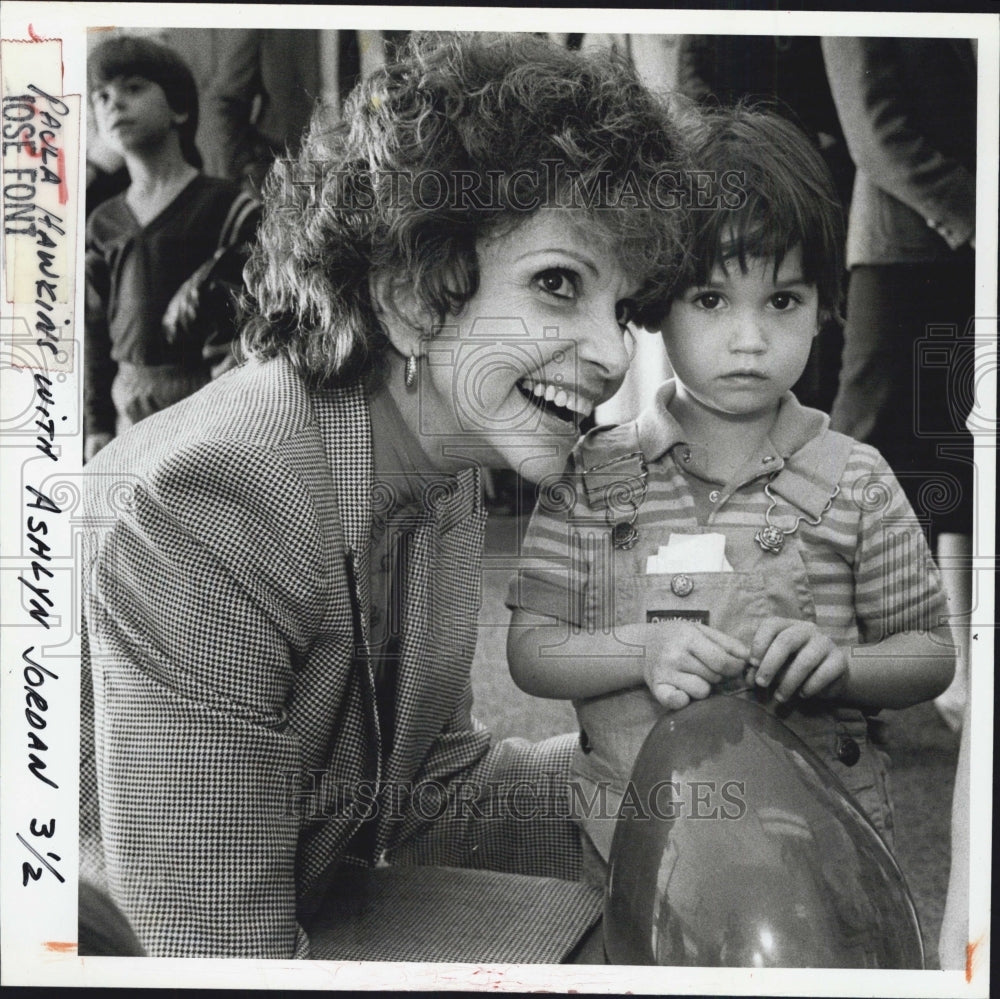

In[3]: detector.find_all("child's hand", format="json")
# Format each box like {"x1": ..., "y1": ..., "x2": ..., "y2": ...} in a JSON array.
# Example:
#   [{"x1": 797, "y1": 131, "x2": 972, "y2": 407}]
[
  {"x1": 643, "y1": 621, "x2": 750, "y2": 710},
  {"x1": 750, "y1": 617, "x2": 848, "y2": 703}
]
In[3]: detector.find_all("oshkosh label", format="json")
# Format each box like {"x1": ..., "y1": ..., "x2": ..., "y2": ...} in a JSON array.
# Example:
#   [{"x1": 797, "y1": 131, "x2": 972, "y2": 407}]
[{"x1": 646, "y1": 609, "x2": 710, "y2": 625}]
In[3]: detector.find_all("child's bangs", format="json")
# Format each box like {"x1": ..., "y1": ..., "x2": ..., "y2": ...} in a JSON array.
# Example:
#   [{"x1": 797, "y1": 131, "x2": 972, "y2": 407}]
[{"x1": 693, "y1": 189, "x2": 813, "y2": 286}]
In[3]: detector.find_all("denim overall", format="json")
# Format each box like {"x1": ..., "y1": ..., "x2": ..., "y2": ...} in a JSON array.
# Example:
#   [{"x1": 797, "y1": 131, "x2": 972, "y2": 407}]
[{"x1": 569, "y1": 431, "x2": 894, "y2": 865}]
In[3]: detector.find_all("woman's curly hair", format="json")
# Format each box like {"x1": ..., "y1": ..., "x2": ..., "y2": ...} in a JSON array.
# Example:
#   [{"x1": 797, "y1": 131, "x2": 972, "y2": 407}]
[{"x1": 242, "y1": 31, "x2": 691, "y2": 384}]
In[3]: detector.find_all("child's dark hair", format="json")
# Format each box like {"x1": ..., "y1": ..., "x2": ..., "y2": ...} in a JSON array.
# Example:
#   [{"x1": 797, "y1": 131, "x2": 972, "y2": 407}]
[
  {"x1": 88, "y1": 34, "x2": 202, "y2": 169},
  {"x1": 672, "y1": 104, "x2": 845, "y2": 325},
  {"x1": 242, "y1": 31, "x2": 691, "y2": 384}
]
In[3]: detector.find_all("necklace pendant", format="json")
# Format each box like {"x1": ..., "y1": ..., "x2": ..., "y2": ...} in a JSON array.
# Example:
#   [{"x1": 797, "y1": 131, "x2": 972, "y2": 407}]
[
  {"x1": 612, "y1": 521, "x2": 639, "y2": 551},
  {"x1": 755, "y1": 524, "x2": 785, "y2": 554}
]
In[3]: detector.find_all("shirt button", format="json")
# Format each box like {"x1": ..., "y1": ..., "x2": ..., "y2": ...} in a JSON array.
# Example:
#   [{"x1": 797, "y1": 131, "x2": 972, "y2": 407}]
[
  {"x1": 670, "y1": 573, "x2": 694, "y2": 597},
  {"x1": 762, "y1": 455, "x2": 775, "y2": 465},
  {"x1": 836, "y1": 736, "x2": 861, "y2": 767},
  {"x1": 682, "y1": 447, "x2": 692, "y2": 463},
  {"x1": 709, "y1": 489, "x2": 721, "y2": 503}
]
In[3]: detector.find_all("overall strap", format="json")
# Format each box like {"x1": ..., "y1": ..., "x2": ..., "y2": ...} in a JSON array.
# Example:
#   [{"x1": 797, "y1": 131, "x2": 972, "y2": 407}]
[
  {"x1": 577, "y1": 421, "x2": 647, "y2": 513},
  {"x1": 768, "y1": 429, "x2": 855, "y2": 520}
]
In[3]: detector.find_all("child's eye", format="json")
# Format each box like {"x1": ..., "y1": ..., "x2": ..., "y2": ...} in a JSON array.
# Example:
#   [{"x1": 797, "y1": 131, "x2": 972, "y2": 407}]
[
  {"x1": 535, "y1": 269, "x2": 577, "y2": 300},
  {"x1": 770, "y1": 292, "x2": 801, "y2": 311}
]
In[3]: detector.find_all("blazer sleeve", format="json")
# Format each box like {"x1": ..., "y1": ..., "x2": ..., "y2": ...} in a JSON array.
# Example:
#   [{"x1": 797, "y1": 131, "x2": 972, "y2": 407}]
[
  {"x1": 821, "y1": 36, "x2": 975, "y2": 250},
  {"x1": 85, "y1": 436, "x2": 336, "y2": 958}
]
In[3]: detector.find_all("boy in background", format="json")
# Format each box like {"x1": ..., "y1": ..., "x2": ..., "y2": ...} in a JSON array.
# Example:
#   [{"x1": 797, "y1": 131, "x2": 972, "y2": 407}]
[{"x1": 85, "y1": 35, "x2": 260, "y2": 461}]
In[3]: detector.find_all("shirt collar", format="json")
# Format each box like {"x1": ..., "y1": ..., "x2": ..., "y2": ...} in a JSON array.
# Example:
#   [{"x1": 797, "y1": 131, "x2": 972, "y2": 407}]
[{"x1": 635, "y1": 379, "x2": 829, "y2": 466}]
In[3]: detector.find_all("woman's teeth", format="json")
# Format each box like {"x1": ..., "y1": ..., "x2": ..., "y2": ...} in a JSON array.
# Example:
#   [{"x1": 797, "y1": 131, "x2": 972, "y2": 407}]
[
  {"x1": 518, "y1": 377, "x2": 591, "y2": 420},
  {"x1": 532, "y1": 382, "x2": 570, "y2": 409}
]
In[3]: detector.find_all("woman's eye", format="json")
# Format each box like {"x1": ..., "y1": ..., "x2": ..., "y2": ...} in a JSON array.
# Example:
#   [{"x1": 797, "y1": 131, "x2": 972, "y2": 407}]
[
  {"x1": 535, "y1": 269, "x2": 577, "y2": 300},
  {"x1": 615, "y1": 299, "x2": 636, "y2": 330},
  {"x1": 693, "y1": 292, "x2": 722, "y2": 310}
]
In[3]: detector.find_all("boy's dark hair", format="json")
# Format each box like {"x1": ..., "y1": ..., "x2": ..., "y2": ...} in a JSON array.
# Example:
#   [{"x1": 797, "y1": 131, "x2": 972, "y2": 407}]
[
  {"x1": 88, "y1": 34, "x2": 202, "y2": 169},
  {"x1": 242, "y1": 31, "x2": 691, "y2": 385},
  {"x1": 671, "y1": 104, "x2": 845, "y2": 325}
]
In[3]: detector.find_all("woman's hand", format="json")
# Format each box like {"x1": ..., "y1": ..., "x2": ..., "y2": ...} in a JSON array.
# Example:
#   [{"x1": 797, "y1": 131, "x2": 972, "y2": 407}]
[
  {"x1": 750, "y1": 617, "x2": 848, "y2": 703},
  {"x1": 644, "y1": 621, "x2": 750, "y2": 710}
]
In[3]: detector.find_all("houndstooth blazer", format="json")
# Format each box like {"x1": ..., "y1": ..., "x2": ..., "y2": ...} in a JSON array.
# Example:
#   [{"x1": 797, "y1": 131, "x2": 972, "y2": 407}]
[{"x1": 81, "y1": 354, "x2": 581, "y2": 958}]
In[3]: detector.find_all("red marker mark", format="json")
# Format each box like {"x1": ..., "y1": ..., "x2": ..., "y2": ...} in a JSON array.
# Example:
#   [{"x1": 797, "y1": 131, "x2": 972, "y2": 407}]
[
  {"x1": 966, "y1": 935, "x2": 985, "y2": 982},
  {"x1": 58, "y1": 147, "x2": 68, "y2": 205},
  {"x1": 43, "y1": 941, "x2": 76, "y2": 952},
  {"x1": 27, "y1": 24, "x2": 48, "y2": 42}
]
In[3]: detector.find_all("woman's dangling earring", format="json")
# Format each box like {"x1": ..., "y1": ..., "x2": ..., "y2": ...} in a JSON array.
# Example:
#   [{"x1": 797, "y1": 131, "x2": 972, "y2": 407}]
[
  {"x1": 404, "y1": 353, "x2": 418, "y2": 388},
  {"x1": 623, "y1": 327, "x2": 638, "y2": 362}
]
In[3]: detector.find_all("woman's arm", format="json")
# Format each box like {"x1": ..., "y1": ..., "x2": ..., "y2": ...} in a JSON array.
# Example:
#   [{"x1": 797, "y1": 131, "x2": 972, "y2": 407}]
[{"x1": 84, "y1": 436, "x2": 332, "y2": 958}]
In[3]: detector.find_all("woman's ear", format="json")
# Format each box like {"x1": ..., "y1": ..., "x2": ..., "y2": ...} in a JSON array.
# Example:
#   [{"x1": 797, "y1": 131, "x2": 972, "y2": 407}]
[{"x1": 370, "y1": 271, "x2": 432, "y2": 357}]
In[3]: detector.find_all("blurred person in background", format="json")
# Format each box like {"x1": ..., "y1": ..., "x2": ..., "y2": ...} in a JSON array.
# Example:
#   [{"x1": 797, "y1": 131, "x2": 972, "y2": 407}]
[
  {"x1": 822, "y1": 37, "x2": 976, "y2": 733},
  {"x1": 84, "y1": 35, "x2": 261, "y2": 462}
]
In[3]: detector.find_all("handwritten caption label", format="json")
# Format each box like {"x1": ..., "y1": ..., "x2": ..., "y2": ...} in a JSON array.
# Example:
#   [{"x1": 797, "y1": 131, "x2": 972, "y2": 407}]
[
  {"x1": 2, "y1": 41, "x2": 79, "y2": 375},
  {"x1": 1, "y1": 34, "x2": 80, "y2": 962}
]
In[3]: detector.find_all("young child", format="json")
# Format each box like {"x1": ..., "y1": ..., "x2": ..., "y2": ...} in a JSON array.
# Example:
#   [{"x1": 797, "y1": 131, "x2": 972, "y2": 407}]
[
  {"x1": 506, "y1": 106, "x2": 956, "y2": 883},
  {"x1": 85, "y1": 35, "x2": 261, "y2": 462}
]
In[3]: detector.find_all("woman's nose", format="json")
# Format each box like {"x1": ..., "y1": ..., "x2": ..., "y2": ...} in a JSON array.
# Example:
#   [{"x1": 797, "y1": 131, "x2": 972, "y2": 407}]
[{"x1": 577, "y1": 312, "x2": 633, "y2": 384}]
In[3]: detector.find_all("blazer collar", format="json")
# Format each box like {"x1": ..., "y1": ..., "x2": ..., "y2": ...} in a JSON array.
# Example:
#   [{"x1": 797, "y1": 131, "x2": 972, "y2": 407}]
[{"x1": 312, "y1": 377, "x2": 373, "y2": 558}]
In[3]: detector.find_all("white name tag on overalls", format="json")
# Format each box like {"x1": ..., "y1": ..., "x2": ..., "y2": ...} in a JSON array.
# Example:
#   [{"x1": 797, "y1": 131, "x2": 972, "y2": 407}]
[{"x1": 645, "y1": 533, "x2": 734, "y2": 574}]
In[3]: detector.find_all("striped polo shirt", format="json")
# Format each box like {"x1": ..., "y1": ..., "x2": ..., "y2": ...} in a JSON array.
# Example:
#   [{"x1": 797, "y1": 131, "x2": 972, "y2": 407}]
[{"x1": 507, "y1": 381, "x2": 949, "y2": 649}]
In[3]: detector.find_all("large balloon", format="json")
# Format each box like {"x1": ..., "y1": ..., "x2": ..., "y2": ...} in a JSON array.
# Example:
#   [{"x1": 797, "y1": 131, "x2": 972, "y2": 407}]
[{"x1": 604, "y1": 696, "x2": 924, "y2": 968}]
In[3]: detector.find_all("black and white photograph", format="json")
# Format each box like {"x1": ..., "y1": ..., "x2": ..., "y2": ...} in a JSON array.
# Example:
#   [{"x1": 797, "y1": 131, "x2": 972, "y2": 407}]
[{"x1": 0, "y1": 4, "x2": 995, "y2": 993}]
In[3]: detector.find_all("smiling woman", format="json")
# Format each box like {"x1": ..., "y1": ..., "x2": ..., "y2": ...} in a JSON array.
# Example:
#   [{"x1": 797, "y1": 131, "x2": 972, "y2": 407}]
[
  {"x1": 80, "y1": 30, "x2": 691, "y2": 960},
  {"x1": 371, "y1": 208, "x2": 641, "y2": 481}
]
